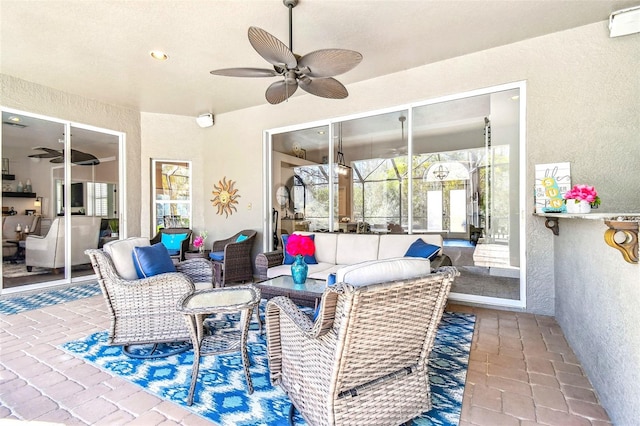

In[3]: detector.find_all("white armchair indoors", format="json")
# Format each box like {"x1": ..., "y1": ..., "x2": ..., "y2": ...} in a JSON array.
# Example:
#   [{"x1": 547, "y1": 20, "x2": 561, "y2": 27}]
[{"x1": 25, "y1": 216, "x2": 101, "y2": 272}]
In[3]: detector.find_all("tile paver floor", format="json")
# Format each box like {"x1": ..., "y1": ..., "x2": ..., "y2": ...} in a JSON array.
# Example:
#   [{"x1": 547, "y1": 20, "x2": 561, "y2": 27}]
[{"x1": 0, "y1": 289, "x2": 611, "y2": 425}]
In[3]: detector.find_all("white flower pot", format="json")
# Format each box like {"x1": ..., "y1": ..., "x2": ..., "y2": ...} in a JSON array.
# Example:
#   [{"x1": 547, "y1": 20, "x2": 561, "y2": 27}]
[{"x1": 565, "y1": 200, "x2": 591, "y2": 214}]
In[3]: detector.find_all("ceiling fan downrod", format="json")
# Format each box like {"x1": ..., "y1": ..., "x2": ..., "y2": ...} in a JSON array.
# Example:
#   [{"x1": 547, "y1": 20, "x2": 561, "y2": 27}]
[{"x1": 283, "y1": 0, "x2": 298, "y2": 52}]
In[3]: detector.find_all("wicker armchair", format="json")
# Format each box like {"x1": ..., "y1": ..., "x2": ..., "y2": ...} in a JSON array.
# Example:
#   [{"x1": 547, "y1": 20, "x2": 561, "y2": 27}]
[
  {"x1": 151, "y1": 227, "x2": 192, "y2": 263},
  {"x1": 85, "y1": 248, "x2": 213, "y2": 357},
  {"x1": 210, "y1": 229, "x2": 256, "y2": 287},
  {"x1": 265, "y1": 268, "x2": 456, "y2": 426}
]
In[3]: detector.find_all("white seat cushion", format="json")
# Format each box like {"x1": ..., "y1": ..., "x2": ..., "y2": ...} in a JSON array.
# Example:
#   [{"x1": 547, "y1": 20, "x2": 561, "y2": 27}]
[
  {"x1": 104, "y1": 237, "x2": 150, "y2": 280},
  {"x1": 377, "y1": 234, "x2": 443, "y2": 259},
  {"x1": 336, "y1": 257, "x2": 431, "y2": 287}
]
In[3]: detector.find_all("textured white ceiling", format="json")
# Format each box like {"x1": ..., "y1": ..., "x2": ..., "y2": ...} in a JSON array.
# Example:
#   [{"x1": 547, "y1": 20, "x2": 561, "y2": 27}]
[{"x1": 1, "y1": 0, "x2": 636, "y2": 117}]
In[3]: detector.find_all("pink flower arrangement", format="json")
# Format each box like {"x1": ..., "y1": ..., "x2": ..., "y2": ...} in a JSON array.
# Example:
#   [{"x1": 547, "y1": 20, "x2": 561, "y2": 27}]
[
  {"x1": 564, "y1": 184, "x2": 601, "y2": 207},
  {"x1": 286, "y1": 234, "x2": 315, "y2": 257},
  {"x1": 193, "y1": 231, "x2": 208, "y2": 249}
]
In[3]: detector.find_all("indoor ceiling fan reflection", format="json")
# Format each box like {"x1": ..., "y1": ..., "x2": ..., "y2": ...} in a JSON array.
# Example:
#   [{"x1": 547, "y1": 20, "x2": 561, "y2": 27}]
[
  {"x1": 380, "y1": 115, "x2": 408, "y2": 158},
  {"x1": 210, "y1": 0, "x2": 362, "y2": 104},
  {"x1": 28, "y1": 147, "x2": 100, "y2": 166}
]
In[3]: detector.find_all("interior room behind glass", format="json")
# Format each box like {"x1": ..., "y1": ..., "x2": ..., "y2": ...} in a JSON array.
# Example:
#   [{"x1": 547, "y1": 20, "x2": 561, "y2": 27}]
[{"x1": 269, "y1": 85, "x2": 523, "y2": 304}]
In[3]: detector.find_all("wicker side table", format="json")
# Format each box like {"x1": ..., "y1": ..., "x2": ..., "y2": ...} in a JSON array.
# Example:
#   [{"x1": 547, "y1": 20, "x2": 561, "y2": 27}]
[
  {"x1": 184, "y1": 250, "x2": 211, "y2": 260},
  {"x1": 177, "y1": 285, "x2": 261, "y2": 406}
]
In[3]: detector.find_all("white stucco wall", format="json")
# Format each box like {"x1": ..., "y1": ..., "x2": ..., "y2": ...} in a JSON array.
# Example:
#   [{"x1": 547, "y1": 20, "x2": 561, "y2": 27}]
[
  {"x1": 1, "y1": 74, "x2": 142, "y2": 236},
  {"x1": 139, "y1": 112, "x2": 268, "y2": 266},
  {"x1": 553, "y1": 218, "x2": 640, "y2": 426}
]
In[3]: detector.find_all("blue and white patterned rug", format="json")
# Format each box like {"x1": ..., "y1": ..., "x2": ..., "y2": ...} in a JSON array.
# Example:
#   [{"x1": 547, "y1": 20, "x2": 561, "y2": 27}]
[
  {"x1": 61, "y1": 308, "x2": 475, "y2": 426},
  {"x1": 0, "y1": 282, "x2": 101, "y2": 315}
]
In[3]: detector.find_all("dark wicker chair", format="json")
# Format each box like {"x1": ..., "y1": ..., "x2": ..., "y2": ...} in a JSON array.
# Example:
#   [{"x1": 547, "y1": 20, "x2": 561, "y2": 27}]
[
  {"x1": 265, "y1": 267, "x2": 457, "y2": 425},
  {"x1": 210, "y1": 229, "x2": 256, "y2": 287},
  {"x1": 151, "y1": 227, "x2": 192, "y2": 263}
]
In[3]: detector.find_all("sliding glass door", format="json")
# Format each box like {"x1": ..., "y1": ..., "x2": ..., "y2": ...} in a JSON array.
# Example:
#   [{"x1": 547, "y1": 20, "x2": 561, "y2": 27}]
[
  {"x1": 264, "y1": 82, "x2": 526, "y2": 309},
  {"x1": 1, "y1": 108, "x2": 123, "y2": 292}
]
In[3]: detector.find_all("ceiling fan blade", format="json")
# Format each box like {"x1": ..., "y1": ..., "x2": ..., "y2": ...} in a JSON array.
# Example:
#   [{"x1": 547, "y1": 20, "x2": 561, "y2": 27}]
[
  {"x1": 265, "y1": 80, "x2": 298, "y2": 104},
  {"x1": 298, "y1": 49, "x2": 363, "y2": 78},
  {"x1": 49, "y1": 157, "x2": 63, "y2": 163},
  {"x1": 299, "y1": 77, "x2": 349, "y2": 99},
  {"x1": 248, "y1": 27, "x2": 297, "y2": 69},
  {"x1": 210, "y1": 67, "x2": 279, "y2": 78},
  {"x1": 70, "y1": 149, "x2": 100, "y2": 166},
  {"x1": 29, "y1": 147, "x2": 62, "y2": 158},
  {"x1": 29, "y1": 153, "x2": 58, "y2": 158}
]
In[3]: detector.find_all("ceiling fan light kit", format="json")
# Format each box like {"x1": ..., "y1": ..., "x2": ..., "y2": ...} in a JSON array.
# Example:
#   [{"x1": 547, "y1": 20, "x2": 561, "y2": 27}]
[{"x1": 210, "y1": 0, "x2": 362, "y2": 105}]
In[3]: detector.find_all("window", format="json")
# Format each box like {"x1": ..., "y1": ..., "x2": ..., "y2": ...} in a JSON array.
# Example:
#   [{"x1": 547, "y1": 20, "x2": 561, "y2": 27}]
[
  {"x1": 86, "y1": 182, "x2": 110, "y2": 216},
  {"x1": 152, "y1": 160, "x2": 192, "y2": 231},
  {"x1": 267, "y1": 82, "x2": 525, "y2": 307}
]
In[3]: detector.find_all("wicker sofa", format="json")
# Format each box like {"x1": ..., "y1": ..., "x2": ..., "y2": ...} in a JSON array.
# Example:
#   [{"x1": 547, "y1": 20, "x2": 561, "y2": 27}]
[{"x1": 256, "y1": 232, "x2": 451, "y2": 281}]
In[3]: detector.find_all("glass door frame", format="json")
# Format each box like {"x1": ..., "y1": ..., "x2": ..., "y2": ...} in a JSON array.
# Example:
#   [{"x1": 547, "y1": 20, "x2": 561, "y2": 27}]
[
  {"x1": 1, "y1": 107, "x2": 125, "y2": 294},
  {"x1": 263, "y1": 81, "x2": 527, "y2": 309}
]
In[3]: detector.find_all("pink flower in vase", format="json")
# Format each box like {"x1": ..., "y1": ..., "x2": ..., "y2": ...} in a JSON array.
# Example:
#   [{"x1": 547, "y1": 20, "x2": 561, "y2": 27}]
[
  {"x1": 193, "y1": 231, "x2": 208, "y2": 252},
  {"x1": 286, "y1": 234, "x2": 315, "y2": 258},
  {"x1": 563, "y1": 184, "x2": 601, "y2": 207}
]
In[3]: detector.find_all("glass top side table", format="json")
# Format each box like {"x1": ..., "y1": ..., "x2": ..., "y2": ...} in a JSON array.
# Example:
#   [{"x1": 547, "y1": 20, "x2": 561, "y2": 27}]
[{"x1": 177, "y1": 284, "x2": 261, "y2": 406}]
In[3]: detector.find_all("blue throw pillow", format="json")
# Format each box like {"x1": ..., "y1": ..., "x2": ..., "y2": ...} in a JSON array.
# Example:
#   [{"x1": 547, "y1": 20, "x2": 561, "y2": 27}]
[
  {"x1": 404, "y1": 238, "x2": 440, "y2": 261},
  {"x1": 327, "y1": 273, "x2": 337, "y2": 286},
  {"x1": 132, "y1": 243, "x2": 177, "y2": 278},
  {"x1": 209, "y1": 251, "x2": 225, "y2": 261},
  {"x1": 236, "y1": 234, "x2": 249, "y2": 243},
  {"x1": 161, "y1": 233, "x2": 188, "y2": 250},
  {"x1": 281, "y1": 234, "x2": 318, "y2": 265}
]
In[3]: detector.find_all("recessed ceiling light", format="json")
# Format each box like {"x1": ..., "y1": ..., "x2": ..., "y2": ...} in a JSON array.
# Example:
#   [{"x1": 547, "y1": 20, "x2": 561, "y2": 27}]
[
  {"x1": 511, "y1": 95, "x2": 520, "y2": 100},
  {"x1": 150, "y1": 50, "x2": 169, "y2": 61},
  {"x1": 318, "y1": 130, "x2": 325, "y2": 135},
  {"x1": 8, "y1": 116, "x2": 20, "y2": 122}
]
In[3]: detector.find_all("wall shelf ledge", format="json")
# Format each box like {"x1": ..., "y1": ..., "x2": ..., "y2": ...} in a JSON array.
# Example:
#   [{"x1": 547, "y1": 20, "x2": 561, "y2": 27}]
[{"x1": 535, "y1": 213, "x2": 640, "y2": 264}]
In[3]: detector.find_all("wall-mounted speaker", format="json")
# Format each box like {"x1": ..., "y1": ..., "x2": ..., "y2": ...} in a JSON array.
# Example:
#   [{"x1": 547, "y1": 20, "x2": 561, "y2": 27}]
[{"x1": 196, "y1": 113, "x2": 214, "y2": 128}]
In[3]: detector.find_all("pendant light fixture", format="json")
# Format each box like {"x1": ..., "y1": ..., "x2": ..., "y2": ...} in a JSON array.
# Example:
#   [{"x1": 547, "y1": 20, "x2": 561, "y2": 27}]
[{"x1": 336, "y1": 122, "x2": 350, "y2": 176}]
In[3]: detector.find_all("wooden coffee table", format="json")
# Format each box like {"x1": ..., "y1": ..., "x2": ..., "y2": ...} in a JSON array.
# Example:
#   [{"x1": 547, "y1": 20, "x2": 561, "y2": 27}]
[{"x1": 254, "y1": 275, "x2": 327, "y2": 308}]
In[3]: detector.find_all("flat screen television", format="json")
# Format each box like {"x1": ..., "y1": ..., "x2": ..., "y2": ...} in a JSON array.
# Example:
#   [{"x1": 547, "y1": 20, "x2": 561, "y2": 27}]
[{"x1": 62, "y1": 182, "x2": 84, "y2": 207}]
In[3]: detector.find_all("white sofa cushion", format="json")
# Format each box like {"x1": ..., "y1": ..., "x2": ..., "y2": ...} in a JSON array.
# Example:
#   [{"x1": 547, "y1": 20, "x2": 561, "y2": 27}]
[
  {"x1": 336, "y1": 257, "x2": 431, "y2": 287},
  {"x1": 267, "y1": 262, "x2": 335, "y2": 280},
  {"x1": 104, "y1": 237, "x2": 150, "y2": 280},
  {"x1": 335, "y1": 234, "x2": 379, "y2": 265},
  {"x1": 377, "y1": 234, "x2": 443, "y2": 259},
  {"x1": 297, "y1": 232, "x2": 338, "y2": 264},
  {"x1": 308, "y1": 264, "x2": 344, "y2": 280}
]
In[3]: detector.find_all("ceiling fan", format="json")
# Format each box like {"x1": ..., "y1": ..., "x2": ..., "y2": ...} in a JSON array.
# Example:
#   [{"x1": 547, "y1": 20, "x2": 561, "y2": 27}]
[
  {"x1": 29, "y1": 147, "x2": 100, "y2": 166},
  {"x1": 210, "y1": 0, "x2": 363, "y2": 105}
]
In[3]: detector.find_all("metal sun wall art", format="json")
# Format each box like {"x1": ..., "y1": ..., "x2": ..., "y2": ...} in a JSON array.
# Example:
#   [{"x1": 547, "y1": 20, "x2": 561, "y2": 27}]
[{"x1": 211, "y1": 177, "x2": 240, "y2": 217}]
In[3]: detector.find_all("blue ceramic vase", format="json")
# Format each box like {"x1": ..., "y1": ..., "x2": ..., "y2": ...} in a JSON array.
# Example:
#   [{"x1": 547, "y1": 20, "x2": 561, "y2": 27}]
[{"x1": 291, "y1": 254, "x2": 308, "y2": 284}]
